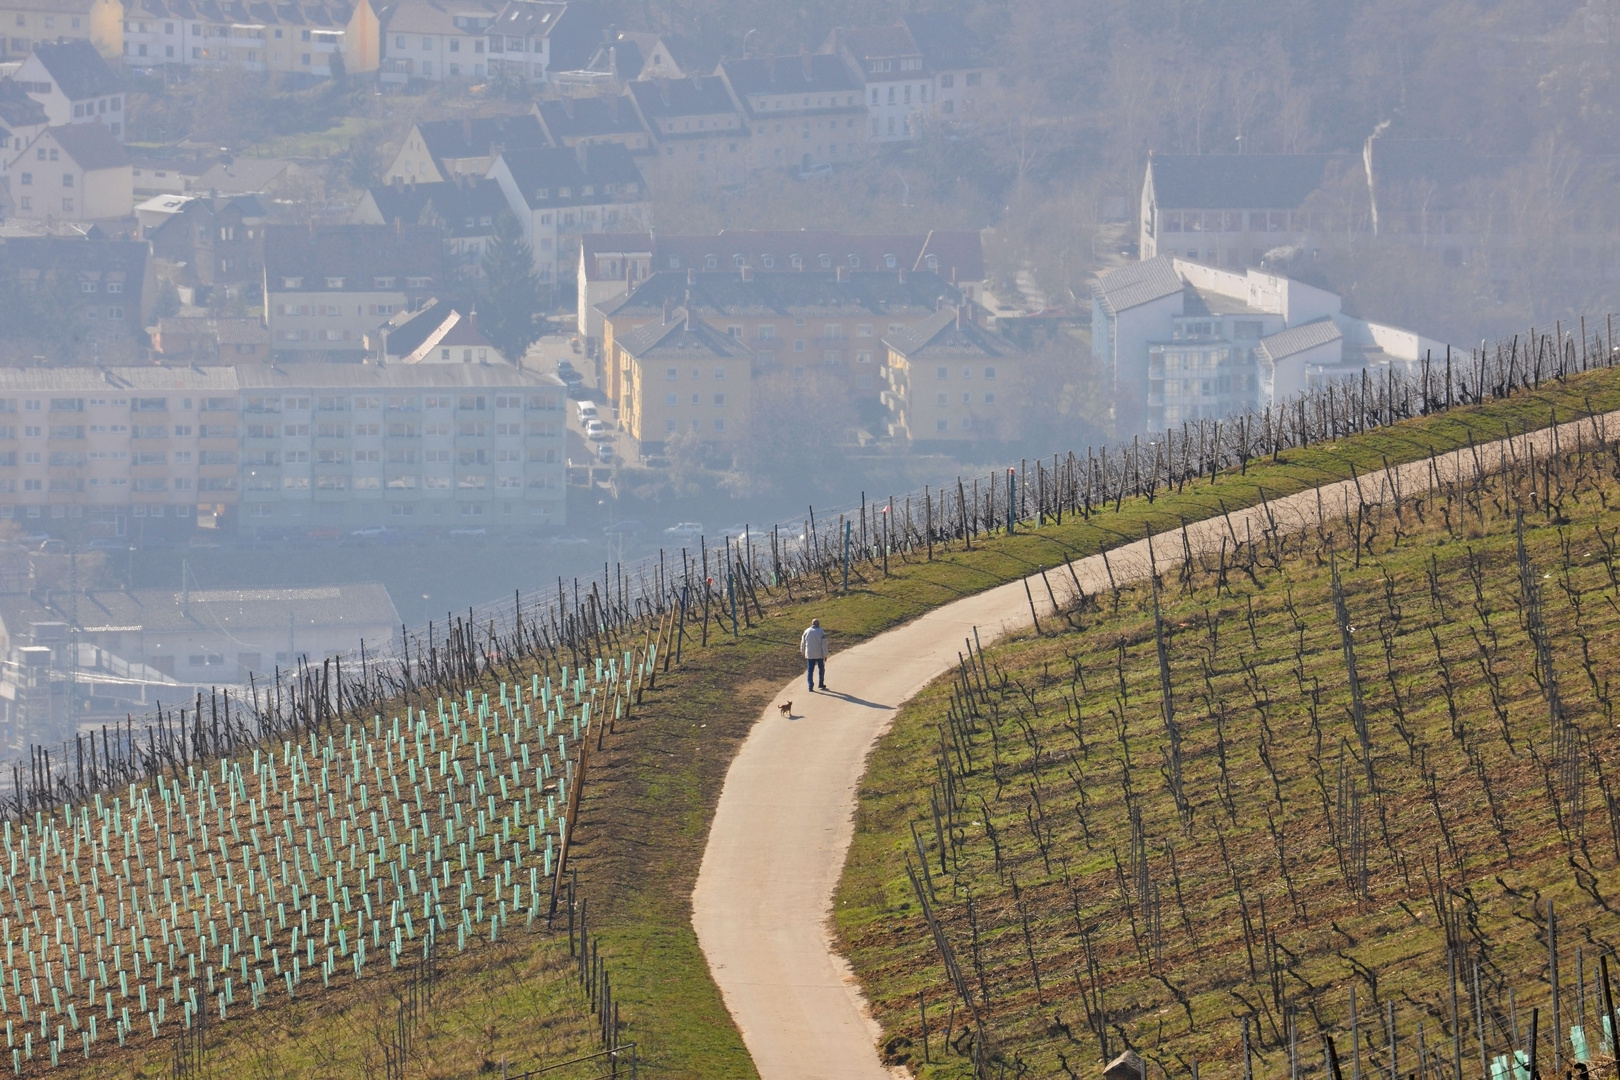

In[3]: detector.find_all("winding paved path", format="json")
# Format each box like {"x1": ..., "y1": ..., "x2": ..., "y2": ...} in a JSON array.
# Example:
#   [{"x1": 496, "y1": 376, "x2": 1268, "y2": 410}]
[{"x1": 692, "y1": 409, "x2": 1615, "y2": 1078}]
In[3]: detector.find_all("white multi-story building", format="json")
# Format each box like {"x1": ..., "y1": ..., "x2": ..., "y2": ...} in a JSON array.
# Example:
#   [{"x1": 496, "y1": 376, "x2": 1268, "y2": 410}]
[
  {"x1": 487, "y1": 141, "x2": 649, "y2": 288},
  {"x1": 12, "y1": 39, "x2": 123, "y2": 137},
  {"x1": 1091, "y1": 255, "x2": 1455, "y2": 433},
  {"x1": 236, "y1": 363, "x2": 567, "y2": 534},
  {"x1": 0, "y1": 363, "x2": 568, "y2": 538},
  {"x1": 120, "y1": 0, "x2": 380, "y2": 75},
  {"x1": 379, "y1": 0, "x2": 495, "y2": 83}
]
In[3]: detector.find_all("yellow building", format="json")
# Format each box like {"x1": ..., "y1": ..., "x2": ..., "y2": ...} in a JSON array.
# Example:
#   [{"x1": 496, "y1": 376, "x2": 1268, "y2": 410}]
[
  {"x1": 0, "y1": 0, "x2": 121, "y2": 60},
  {"x1": 882, "y1": 305, "x2": 1024, "y2": 444},
  {"x1": 613, "y1": 307, "x2": 754, "y2": 456},
  {"x1": 118, "y1": 0, "x2": 377, "y2": 75}
]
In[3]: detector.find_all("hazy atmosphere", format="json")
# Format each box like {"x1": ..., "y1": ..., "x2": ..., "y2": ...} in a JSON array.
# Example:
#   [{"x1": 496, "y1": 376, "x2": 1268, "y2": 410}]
[{"x1": 0, "y1": 0, "x2": 1616, "y2": 1077}]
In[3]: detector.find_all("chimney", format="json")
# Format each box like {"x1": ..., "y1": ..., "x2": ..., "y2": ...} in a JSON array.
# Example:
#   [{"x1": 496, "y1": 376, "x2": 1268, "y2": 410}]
[
  {"x1": 740, "y1": 264, "x2": 754, "y2": 282},
  {"x1": 684, "y1": 306, "x2": 694, "y2": 332},
  {"x1": 835, "y1": 264, "x2": 848, "y2": 283},
  {"x1": 950, "y1": 266, "x2": 958, "y2": 285},
  {"x1": 686, "y1": 267, "x2": 696, "y2": 285},
  {"x1": 468, "y1": 306, "x2": 478, "y2": 337},
  {"x1": 662, "y1": 296, "x2": 674, "y2": 324},
  {"x1": 956, "y1": 303, "x2": 967, "y2": 330},
  {"x1": 608, "y1": 44, "x2": 616, "y2": 73},
  {"x1": 897, "y1": 267, "x2": 907, "y2": 283}
]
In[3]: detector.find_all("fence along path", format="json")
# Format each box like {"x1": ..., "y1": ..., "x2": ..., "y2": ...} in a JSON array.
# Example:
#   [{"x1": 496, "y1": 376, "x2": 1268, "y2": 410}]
[
  {"x1": 0, "y1": 324, "x2": 1608, "y2": 1073},
  {"x1": 692, "y1": 400, "x2": 1620, "y2": 1079}
]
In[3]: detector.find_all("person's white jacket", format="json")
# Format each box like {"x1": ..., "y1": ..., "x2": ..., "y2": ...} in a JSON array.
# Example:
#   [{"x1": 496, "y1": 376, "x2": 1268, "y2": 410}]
[{"x1": 800, "y1": 625, "x2": 828, "y2": 659}]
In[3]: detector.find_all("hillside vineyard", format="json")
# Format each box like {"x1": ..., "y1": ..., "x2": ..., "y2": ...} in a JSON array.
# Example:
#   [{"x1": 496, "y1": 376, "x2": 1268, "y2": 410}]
[{"x1": 0, "y1": 655, "x2": 650, "y2": 1069}]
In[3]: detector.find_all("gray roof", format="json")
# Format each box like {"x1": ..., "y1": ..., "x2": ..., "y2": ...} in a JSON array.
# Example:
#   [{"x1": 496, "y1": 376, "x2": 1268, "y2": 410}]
[
  {"x1": 627, "y1": 75, "x2": 739, "y2": 123},
  {"x1": 1091, "y1": 257, "x2": 1184, "y2": 316},
  {"x1": 47, "y1": 122, "x2": 129, "y2": 170},
  {"x1": 0, "y1": 584, "x2": 401, "y2": 636},
  {"x1": 1258, "y1": 318, "x2": 1342, "y2": 362},
  {"x1": 1148, "y1": 154, "x2": 1334, "y2": 211},
  {"x1": 718, "y1": 54, "x2": 864, "y2": 106},
  {"x1": 498, "y1": 142, "x2": 644, "y2": 208},
  {"x1": 900, "y1": 12, "x2": 990, "y2": 70},
  {"x1": 599, "y1": 269, "x2": 960, "y2": 320},
  {"x1": 882, "y1": 307, "x2": 1022, "y2": 359},
  {"x1": 0, "y1": 80, "x2": 48, "y2": 129},
  {"x1": 0, "y1": 365, "x2": 238, "y2": 392},
  {"x1": 535, "y1": 96, "x2": 648, "y2": 141},
  {"x1": 364, "y1": 178, "x2": 507, "y2": 237},
  {"x1": 263, "y1": 223, "x2": 444, "y2": 292},
  {"x1": 192, "y1": 158, "x2": 298, "y2": 196},
  {"x1": 616, "y1": 312, "x2": 755, "y2": 360},
  {"x1": 487, "y1": 0, "x2": 564, "y2": 38},
  {"x1": 414, "y1": 115, "x2": 548, "y2": 166},
  {"x1": 28, "y1": 39, "x2": 119, "y2": 101},
  {"x1": 235, "y1": 362, "x2": 561, "y2": 389}
]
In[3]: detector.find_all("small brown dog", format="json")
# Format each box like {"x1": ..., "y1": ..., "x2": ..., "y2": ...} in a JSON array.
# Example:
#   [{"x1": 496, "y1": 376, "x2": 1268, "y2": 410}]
[{"x1": 777, "y1": 701, "x2": 793, "y2": 717}]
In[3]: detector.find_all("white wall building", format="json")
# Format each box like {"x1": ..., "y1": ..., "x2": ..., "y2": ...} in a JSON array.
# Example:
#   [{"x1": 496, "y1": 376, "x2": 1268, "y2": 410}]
[{"x1": 1092, "y1": 255, "x2": 1455, "y2": 433}]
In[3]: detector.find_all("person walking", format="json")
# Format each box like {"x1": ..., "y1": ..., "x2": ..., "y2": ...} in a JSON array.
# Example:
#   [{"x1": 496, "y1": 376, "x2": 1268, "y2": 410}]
[{"x1": 800, "y1": 618, "x2": 828, "y2": 692}]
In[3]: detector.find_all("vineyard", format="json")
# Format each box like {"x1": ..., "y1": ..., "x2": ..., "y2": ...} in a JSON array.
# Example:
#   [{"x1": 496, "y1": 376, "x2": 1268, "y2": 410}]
[
  {"x1": 838, "y1": 407, "x2": 1620, "y2": 1077},
  {"x1": 0, "y1": 333, "x2": 1618, "y2": 1076}
]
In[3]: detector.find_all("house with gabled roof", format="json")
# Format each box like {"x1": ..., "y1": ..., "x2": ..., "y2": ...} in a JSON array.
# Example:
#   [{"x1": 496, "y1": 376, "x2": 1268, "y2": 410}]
[
  {"x1": 900, "y1": 12, "x2": 997, "y2": 125},
  {"x1": 353, "y1": 176, "x2": 507, "y2": 281},
  {"x1": 10, "y1": 122, "x2": 130, "y2": 220},
  {"x1": 377, "y1": 0, "x2": 497, "y2": 83},
  {"x1": 534, "y1": 94, "x2": 650, "y2": 152},
  {"x1": 14, "y1": 38, "x2": 124, "y2": 137},
  {"x1": 487, "y1": 141, "x2": 648, "y2": 287},
  {"x1": 881, "y1": 304, "x2": 1024, "y2": 444},
  {"x1": 482, "y1": 0, "x2": 602, "y2": 84},
  {"x1": 715, "y1": 53, "x2": 867, "y2": 173},
  {"x1": 611, "y1": 305, "x2": 756, "y2": 456},
  {"x1": 381, "y1": 113, "x2": 548, "y2": 183},
  {"x1": 822, "y1": 23, "x2": 930, "y2": 143},
  {"x1": 380, "y1": 297, "x2": 497, "y2": 362},
  {"x1": 627, "y1": 74, "x2": 747, "y2": 187}
]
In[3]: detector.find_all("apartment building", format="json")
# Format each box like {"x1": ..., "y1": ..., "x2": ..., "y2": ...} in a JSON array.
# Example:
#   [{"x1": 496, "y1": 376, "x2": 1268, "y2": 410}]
[
  {"x1": 900, "y1": 12, "x2": 996, "y2": 125},
  {"x1": 881, "y1": 305, "x2": 1023, "y2": 444},
  {"x1": 0, "y1": 236, "x2": 155, "y2": 361},
  {"x1": 263, "y1": 222, "x2": 444, "y2": 359},
  {"x1": 599, "y1": 267, "x2": 964, "y2": 415},
  {"x1": 1090, "y1": 255, "x2": 1454, "y2": 433},
  {"x1": 353, "y1": 177, "x2": 506, "y2": 283},
  {"x1": 381, "y1": 113, "x2": 547, "y2": 183},
  {"x1": 235, "y1": 363, "x2": 566, "y2": 533},
  {"x1": 143, "y1": 192, "x2": 266, "y2": 294},
  {"x1": 482, "y1": 0, "x2": 602, "y2": 84},
  {"x1": 822, "y1": 24, "x2": 930, "y2": 142},
  {"x1": 577, "y1": 228, "x2": 987, "y2": 348},
  {"x1": 714, "y1": 53, "x2": 866, "y2": 172},
  {"x1": 0, "y1": 365, "x2": 239, "y2": 540},
  {"x1": 1138, "y1": 153, "x2": 1338, "y2": 266},
  {"x1": 534, "y1": 94, "x2": 650, "y2": 151},
  {"x1": 0, "y1": 0, "x2": 122, "y2": 60},
  {"x1": 627, "y1": 74, "x2": 747, "y2": 188},
  {"x1": 0, "y1": 78, "x2": 49, "y2": 159},
  {"x1": 378, "y1": 0, "x2": 495, "y2": 83},
  {"x1": 612, "y1": 306, "x2": 755, "y2": 457},
  {"x1": 12, "y1": 38, "x2": 122, "y2": 135},
  {"x1": 119, "y1": 0, "x2": 380, "y2": 76},
  {"x1": 0, "y1": 362, "x2": 567, "y2": 537},
  {"x1": 486, "y1": 141, "x2": 648, "y2": 286}
]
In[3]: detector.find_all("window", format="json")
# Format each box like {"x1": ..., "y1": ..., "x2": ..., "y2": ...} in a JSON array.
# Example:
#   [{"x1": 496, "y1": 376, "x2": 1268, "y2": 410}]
[
  {"x1": 714, "y1": 418, "x2": 725, "y2": 432},
  {"x1": 665, "y1": 393, "x2": 677, "y2": 406},
  {"x1": 665, "y1": 367, "x2": 678, "y2": 381}
]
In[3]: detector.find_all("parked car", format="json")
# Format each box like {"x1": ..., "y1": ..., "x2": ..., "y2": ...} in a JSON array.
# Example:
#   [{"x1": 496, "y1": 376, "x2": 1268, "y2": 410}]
[
  {"x1": 585, "y1": 419, "x2": 610, "y2": 440},
  {"x1": 664, "y1": 522, "x2": 705, "y2": 540},
  {"x1": 595, "y1": 443, "x2": 614, "y2": 463},
  {"x1": 576, "y1": 400, "x2": 599, "y2": 422},
  {"x1": 351, "y1": 525, "x2": 390, "y2": 537}
]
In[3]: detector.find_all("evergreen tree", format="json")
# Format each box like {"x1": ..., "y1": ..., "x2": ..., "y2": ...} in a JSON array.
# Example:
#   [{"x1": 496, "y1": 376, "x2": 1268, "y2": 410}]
[{"x1": 480, "y1": 210, "x2": 543, "y2": 364}]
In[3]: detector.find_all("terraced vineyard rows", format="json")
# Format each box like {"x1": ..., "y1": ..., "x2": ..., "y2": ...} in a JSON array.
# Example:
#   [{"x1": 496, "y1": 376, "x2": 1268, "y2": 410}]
[{"x1": 839, "y1": 421, "x2": 1620, "y2": 1077}]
